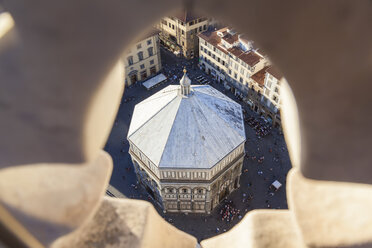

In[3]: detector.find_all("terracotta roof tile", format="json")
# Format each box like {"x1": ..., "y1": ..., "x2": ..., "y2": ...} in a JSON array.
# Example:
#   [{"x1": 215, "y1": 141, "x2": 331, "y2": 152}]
[
  {"x1": 198, "y1": 31, "x2": 228, "y2": 54},
  {"x1": 266, "y1": 66, "x2": 284, "y2": 80},
  {"x1": 227, "y1": 47, "x2": 243, "y2": 57},
  {"x1": 251, "y1": 66, "x2": 270, "y2": 86},
  {"x1": 239, "y1": 51, "x2": 261, "y2": 67},
  {"x1": 221, "y1": 33, "x2": 239, "y2": 44}
]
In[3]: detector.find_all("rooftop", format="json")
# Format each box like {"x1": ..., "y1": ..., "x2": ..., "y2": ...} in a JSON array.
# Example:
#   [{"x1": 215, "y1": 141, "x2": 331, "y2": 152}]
[
  {"x1": 171, "y1": 9, "x2": 203, "y2": 23},
  {"x1": 239, "y1": 51, "x2": 262, "y2": 67},
  {"x1": 198, "y1": 31, "x2": 228, "y2": 54},
  {"x1": 227, "y1": 47, "x2": 243, "y2": 57},
  {"x1": 135, "y1": 28, "x2": 160, "y2": 43},
  {"x1": 221, "y1": 33, "x2": 239, "y2": 44},
  {"x1": 199, "y1": 27, "x2": 262, "y2": 66},
  {"x1": 266, "y1": 66, "x2": 284, "y2": 80},
  {"x1": 128, "y1": 82, "x2": 246, "y2": 169},
  {"x1": 251, "y1": 66, "x2": 270, "y2": 86}
]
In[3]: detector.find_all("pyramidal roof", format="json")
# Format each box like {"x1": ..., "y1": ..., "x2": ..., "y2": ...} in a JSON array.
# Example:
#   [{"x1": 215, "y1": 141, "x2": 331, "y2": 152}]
[{"x1": 127, "y1": 84, "x2": 246, "y2": 169}]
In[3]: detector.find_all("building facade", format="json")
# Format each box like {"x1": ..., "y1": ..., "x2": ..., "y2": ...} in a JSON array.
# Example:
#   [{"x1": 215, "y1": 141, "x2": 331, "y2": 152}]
[
  {"x1": 198, "y1": 27, "x2": 284, "y2": 127},
  {"x1": 158, "y1": 10, "x2": 210, "y2": 59},
  {"x1": 123, "y1": 29, "x2": 162, "y2": 86},
  {"x1": 251, "y1": 66, "x2": 284, "y2": 127},
  {"x1": 127, "y1": 72, "x2": 246, "y2": 214}
]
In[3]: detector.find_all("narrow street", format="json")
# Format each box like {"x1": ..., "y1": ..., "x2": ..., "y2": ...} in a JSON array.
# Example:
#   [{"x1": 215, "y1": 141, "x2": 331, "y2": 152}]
[{"x1": 104, "y1": 47, "x2": 292, "y2": 241}]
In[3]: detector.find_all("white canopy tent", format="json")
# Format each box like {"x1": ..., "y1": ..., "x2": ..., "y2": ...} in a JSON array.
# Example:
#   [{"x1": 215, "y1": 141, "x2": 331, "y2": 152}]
[
  {"x1": 142, "y1": 73, "x2": 167, "y2": 90},
  {"x1": 271, "y1": 180, "x2": 282, "y2": 190}
]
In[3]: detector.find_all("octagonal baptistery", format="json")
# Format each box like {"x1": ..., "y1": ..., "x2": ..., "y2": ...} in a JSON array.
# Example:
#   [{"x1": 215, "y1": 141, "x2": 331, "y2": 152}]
[{"x1": 128, "y1": 71, "x2": 246, "y2": 214}]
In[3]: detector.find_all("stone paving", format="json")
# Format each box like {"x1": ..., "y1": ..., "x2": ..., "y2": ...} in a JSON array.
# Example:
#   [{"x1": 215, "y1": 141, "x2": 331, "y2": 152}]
[{"x1": 104, "y1": 47, "x2": 292, "y2": 242}]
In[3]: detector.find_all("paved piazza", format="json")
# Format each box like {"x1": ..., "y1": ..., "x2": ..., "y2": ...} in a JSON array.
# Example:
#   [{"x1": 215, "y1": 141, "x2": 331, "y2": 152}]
[{"x1": 104, "y1": 48, "x2": 292, "y2": 241}]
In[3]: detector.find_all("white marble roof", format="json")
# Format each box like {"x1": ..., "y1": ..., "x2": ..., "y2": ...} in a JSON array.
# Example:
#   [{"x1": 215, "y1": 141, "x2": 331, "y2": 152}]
[{"x1": 128, "y1": 84, "x2": 246, "y2": 169}]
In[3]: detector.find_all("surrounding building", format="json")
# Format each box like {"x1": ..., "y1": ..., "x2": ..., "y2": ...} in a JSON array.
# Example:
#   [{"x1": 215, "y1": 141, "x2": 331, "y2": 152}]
[
  {"x1": 127, "y1": 70, "x2": 246, "y2": 214},
  {"x1": 123, "y1": 29, "x2": 162, "y2": 86},
  {"x1": 198, "y1": 27, "x2": 284, "y2": 127},
  {"x1": 252, "y1": 66, "x2": 284, "y2": 127},
  {"x1": 158, "y1": 10, "x2": 210, "y2": 59}
]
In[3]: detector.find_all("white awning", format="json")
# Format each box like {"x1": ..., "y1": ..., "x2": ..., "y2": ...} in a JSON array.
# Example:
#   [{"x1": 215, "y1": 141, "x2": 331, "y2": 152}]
[
  {"x1": 142, "y1": 73, "x2": 167, "y2": 90},
  {"x1": 271, "y1": 180, "x2": 282, "y2": 190}
]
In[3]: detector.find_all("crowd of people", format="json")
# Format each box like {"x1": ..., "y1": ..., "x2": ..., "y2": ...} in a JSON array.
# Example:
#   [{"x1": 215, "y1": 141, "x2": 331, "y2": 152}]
[
  {"x1": 163, "y1": 66, "x2": 183, "y2": 80},
  {"x1": 245, "y1": 116, "x2": 272, "y2": 137},
  {"x1": 161, "y1": 50, "x2": 195, "y2": 81},
  {"x1": 219, "y1": 200, "x2": 241, "y2": 223}
]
